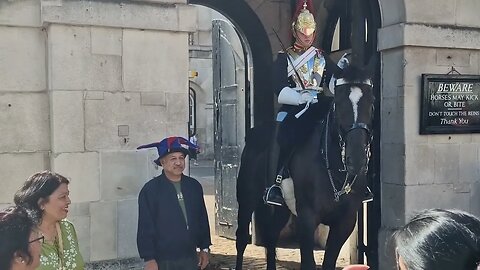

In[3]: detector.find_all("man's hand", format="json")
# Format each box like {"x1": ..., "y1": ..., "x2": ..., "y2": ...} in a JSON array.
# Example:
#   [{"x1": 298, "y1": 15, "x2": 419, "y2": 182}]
[
  {"x1": 197, "y1": 250, "x2": 209, "y2": 270},
  {"x1": 144, "y1": 260, "x2": 158, "y2": 270}
]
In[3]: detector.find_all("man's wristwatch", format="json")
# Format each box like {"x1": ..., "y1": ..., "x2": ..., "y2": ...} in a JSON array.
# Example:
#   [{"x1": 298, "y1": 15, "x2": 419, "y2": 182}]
[{"x1": 201, "y1": 248, "x2": 210, "y2": 253}]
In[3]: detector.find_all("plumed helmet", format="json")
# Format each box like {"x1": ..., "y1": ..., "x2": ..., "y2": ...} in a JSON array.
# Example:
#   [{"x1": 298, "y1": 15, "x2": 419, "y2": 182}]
[
  {"x1": 137, "y1": 136, "x2": 199, "y2": 166},
  {"x1": 292, "y1": 0, "x2": 316, "y2": 36}
]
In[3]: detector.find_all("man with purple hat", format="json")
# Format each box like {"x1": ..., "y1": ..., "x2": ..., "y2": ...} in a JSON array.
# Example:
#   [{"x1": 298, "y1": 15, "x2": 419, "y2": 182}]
[{"x1": 136, "y1": 136, "x2": 211, "y2": 270}]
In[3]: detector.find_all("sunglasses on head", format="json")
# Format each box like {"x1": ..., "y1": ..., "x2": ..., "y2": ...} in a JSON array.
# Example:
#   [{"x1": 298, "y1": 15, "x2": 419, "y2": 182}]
[{"x1": 28, "y1": 235, "x2": 44, "y2": 244}]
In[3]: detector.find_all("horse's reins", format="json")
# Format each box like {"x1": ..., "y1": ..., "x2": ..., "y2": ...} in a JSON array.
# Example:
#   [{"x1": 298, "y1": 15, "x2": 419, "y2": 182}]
[
  {"x1": 324, "y1": 106, "x2": 354, "y2": 202},
  {"x1": 325, "y1": 78, "x2": 373, "y2": 202}
]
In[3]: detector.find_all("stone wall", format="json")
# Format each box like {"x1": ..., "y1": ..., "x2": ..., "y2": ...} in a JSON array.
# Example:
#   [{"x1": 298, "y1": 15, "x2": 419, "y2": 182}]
[
  {"x1": 0, "y1": 0, "x2": 195, "y2": 264},
  {"x1": 189, "y1": 6, "x2": 214, "y2": 159},
  {"x1": 378, "y1": 0, "x2": 480, "y2": 268},
  {"x1": 3, "y1": 0, "x2": 480, "y2": 268}
]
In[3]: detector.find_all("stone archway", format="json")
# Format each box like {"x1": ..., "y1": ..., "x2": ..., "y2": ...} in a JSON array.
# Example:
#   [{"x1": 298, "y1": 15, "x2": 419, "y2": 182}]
[
  {"x1": 189, "y1": 0, "x2": 275, "y2": 125},
  {"x1": 188, "y1": 0, "x2": 390, "y2": 123},
  {"x1": 188, "y1": 0, "x2": 387, "y2": 268}
]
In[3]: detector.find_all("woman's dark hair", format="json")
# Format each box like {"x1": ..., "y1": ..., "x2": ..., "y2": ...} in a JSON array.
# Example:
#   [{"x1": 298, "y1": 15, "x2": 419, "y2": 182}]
[
  {"x1": 14, "y1": 170, "x2": 69, "y2": 224},
  {"x1": 0, "y1": 206, "x2": 35, "y2": 269},
  {"x1": 393, "y1": 208, "x2": 480, "y2": 270}
]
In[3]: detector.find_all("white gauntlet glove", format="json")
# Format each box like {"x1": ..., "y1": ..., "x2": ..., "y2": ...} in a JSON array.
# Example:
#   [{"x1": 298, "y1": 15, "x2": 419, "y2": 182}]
[
  {"x1": 278, "y1": 87, "x2": 318, "y2": 105},
  {"x1": 294, "y1": 90, "x2": 318, "y2": 118},
  {"x1": 278, "y1": 87, "x2": 301, "y2": 105},
  {"x1": 299, "y1": 90, "x2": 318, "y2": 105}
]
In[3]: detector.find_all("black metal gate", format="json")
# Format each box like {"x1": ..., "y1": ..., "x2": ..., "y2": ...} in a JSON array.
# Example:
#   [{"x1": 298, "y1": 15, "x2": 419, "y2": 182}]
[{"x1": 212, "y1": 19, "x2": 249, "y2": 239}]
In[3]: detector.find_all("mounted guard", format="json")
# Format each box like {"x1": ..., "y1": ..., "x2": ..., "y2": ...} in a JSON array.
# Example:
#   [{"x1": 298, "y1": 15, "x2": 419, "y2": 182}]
[
  {"x1": 235, "y1": 0, "x2": 377, "y2": 268},
  {"x1": 264, "y1": 0, "x2": 373, "y2": 206}
]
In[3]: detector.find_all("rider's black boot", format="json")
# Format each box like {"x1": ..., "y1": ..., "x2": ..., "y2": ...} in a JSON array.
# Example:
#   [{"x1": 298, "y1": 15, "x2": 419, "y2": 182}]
[{"x1": 362, "y1": 186, "x2": 374, "y2": 203}]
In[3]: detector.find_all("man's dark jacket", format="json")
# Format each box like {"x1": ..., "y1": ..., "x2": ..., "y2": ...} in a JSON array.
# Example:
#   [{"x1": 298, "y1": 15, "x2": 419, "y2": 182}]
[{"x1": 137, "y1": 172, "x2": 211, "y2": 262}]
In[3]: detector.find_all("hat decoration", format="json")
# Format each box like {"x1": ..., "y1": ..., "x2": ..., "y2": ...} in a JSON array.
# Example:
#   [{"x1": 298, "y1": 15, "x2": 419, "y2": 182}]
[
  {"x1": 292, "y1": 0, "x2": 316, "y2": 36},
  {"x1": 137, "y1": 136, "x2": 199, "y2": 166}
]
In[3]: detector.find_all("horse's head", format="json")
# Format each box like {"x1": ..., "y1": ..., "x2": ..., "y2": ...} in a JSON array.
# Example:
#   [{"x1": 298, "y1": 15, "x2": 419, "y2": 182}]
[{"x1": 333, "y1": 63, "x2": 375, "y2": 176}]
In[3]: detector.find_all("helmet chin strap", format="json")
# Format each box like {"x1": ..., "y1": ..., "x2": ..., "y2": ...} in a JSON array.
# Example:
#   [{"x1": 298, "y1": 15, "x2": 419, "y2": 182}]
[
  {"x1": 293, "y1": 40, "x2": 311, "y2": 51},
  {"x1": 292, "y1": 31, "x2": 316, "y2": 51}
]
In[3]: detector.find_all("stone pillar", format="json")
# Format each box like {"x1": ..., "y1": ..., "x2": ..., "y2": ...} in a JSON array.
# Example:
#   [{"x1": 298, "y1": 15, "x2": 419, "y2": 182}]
[
  {"x1": 0, "y1": 0, "x2": 50, "y2": 204},
  {"x1": 0, "y1": 0, "x2": 196, "y2": 265},
  {"x1": 378, "y1": 0, "x2": 480, "y2": 268}
]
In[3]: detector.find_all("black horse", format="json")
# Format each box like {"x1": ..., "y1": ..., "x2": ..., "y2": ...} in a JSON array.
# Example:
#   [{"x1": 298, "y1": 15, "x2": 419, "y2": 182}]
[{"x1": 235, "y1": 61, "x2": 375, "y2": 270}]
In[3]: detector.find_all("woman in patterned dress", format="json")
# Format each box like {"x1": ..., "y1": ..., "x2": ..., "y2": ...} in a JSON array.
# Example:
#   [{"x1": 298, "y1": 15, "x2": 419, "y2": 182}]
[{"x1": 14, "y1": 171, "x2": 84, "y2": 270}]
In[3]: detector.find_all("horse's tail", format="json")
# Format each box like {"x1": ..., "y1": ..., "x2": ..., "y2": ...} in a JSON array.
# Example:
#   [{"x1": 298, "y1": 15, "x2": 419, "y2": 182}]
[{"x1": 237, "y1": 122, "x2": 276, "y2": 202}]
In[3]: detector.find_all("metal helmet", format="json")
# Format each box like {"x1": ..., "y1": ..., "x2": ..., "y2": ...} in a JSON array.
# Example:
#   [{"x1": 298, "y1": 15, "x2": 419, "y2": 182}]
[{"x1": 292, "y1": 0, "x2": 316, "y2": 36}]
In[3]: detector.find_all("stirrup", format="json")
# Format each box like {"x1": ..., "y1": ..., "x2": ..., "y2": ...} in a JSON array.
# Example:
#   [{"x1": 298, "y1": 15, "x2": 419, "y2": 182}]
[{"x1": 264, "y1": 186, "x2": 284, "y2": 206}]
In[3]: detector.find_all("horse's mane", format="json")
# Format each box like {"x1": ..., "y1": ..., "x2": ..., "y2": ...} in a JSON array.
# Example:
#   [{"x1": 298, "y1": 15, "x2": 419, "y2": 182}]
[
  {"x1": 244, "y1": 121, "x2": 276, "y2": 150},
  {"x1": 340, "y1": 64, "x2": 372, "y2": 82}
]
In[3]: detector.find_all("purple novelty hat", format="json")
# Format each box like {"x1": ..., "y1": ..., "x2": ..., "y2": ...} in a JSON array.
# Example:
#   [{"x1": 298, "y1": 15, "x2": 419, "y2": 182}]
[{"x1": 137, "y1": 136, "x2": 198, "y2": 166}]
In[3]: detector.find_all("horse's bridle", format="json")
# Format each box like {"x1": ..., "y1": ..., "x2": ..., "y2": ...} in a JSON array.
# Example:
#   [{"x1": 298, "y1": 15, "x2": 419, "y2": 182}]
[
  {"x1": 339, "y1": 121, "x2": 373, "y2": 170},
  {"x1": 325, "y1": 78, "x2": 374, "y2": 201},
  {"x1": 336, "y1": 78, "x2": 374, "y2": 168},
  {"x1": 340, "y1": 122, "x2": 373, "y2": 148}
]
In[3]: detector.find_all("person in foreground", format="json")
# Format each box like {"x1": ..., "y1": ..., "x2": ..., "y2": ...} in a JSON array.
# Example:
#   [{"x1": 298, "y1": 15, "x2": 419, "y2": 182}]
[
  {"x1": 393, "y1": 208, "x2": 480, "y2": 270},
  {"x1": 0, "y1": 206, "x2": 42, "y2": 270},
  {"x1": 137, "y1": 136, "x2": 211, "y2": 270},
  {"x1": 14, "y1": 171, "x2": 84, "y2": 270}
]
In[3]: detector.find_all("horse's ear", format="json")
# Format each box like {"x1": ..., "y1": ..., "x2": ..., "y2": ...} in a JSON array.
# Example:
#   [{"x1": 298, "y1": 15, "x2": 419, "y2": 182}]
[{"x1": 325, "y1": 54, "x2": 343, "y2": 77}]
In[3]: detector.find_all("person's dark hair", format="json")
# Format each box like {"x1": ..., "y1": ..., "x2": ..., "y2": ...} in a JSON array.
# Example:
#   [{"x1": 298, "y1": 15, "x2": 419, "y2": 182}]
[
  {"x1": 14, "y1": 170, "x2": 70, "y2": 224},
  {"x1": 0, "y1": 206, "x2": 35, "y2": 269},
  {"x1": 393, "y1": 208, "x2": 480, "y2": 270}
]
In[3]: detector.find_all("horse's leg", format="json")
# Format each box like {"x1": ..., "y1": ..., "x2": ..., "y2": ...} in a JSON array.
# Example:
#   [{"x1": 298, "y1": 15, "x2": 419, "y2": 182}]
[
  {"x1": 235, "y1": 198, "x2": 255, "y2": 270},
  {"x1": 260, "y1": 207, "x2": 290, "y2": 270},
  {"x1": 265, "y1": 240, "x2": 277, "y2": 270},
  {"x1": 297, "y1": 207, "x2": 317, "y2": 270},
  {"x1": 322, "y1": 212, "x2": 357, "y2": 270}
]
